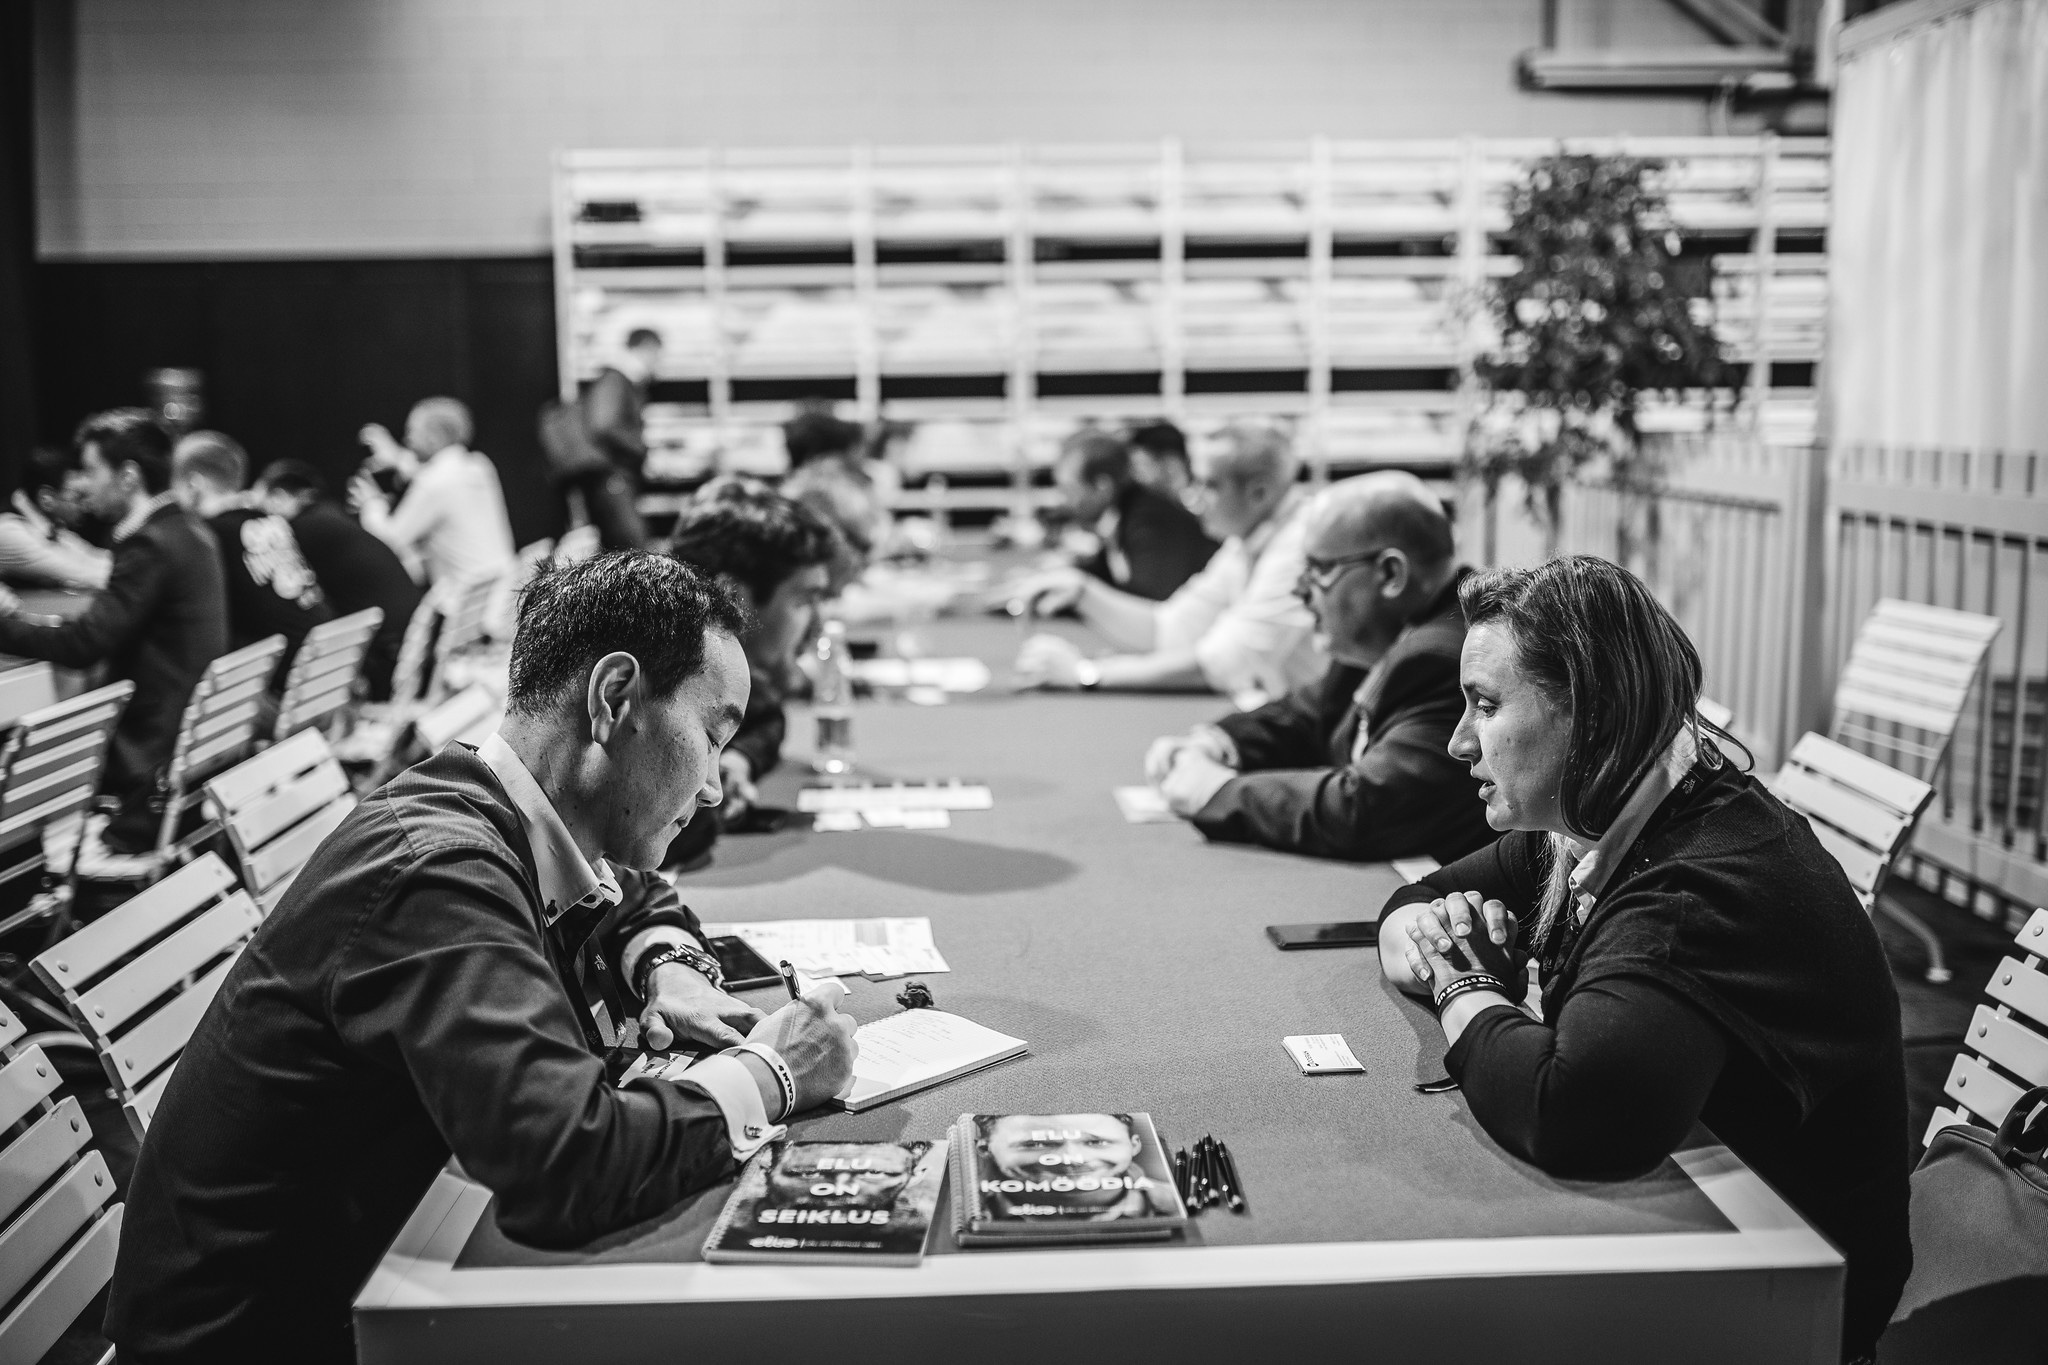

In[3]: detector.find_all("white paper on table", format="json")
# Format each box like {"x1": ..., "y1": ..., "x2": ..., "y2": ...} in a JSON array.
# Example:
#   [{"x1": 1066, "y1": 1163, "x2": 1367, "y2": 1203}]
[
  {"x1": 862, "y1": 807, "x2": 907, "y2": 828},
  {"x1": 699, "y1": 917, "x2": 952, "y2": 980},
  {"x1": 813, "y1": 810, "x2": 864, "y2": 832},
  {"x1": 841, "y1": 1009, "x2": 1029, "y2": 1111},
  {"x1": 1114, "y1": 785, "x2": 1177, "y2": 824},
  {"x1": 896, "y1": 807, "x2": 951, "y2": 829},
  {"x1": 1391, "y1": 856, "x2": 1442, "y2": 883},
  {"x1": 847, "y1": 657, "x2": 993, "y2": 693},
  {"x1": 798, "y1": 782, "x2": 993, "y2": 813}
]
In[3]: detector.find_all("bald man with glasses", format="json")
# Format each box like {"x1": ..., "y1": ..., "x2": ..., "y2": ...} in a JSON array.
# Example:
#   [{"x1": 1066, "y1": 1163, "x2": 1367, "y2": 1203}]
[{"x1": 1142, "y1": 472, "x2": 1495, "y2": 864}]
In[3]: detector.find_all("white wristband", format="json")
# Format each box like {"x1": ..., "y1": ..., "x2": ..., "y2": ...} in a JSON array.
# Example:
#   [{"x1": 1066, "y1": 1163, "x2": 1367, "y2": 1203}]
[{"x1": 730, "y1": 1042, "x2": 796, "y2": 1122}]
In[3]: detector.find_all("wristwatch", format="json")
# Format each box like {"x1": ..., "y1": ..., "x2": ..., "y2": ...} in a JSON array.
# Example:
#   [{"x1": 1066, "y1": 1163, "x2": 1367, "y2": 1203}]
[
  {"x1": 635, "y1": 940, "x2": 724, "y2": 1001},
  {"x1": 1073, "y1": 658, "x2": 1102, "y2": 689}
]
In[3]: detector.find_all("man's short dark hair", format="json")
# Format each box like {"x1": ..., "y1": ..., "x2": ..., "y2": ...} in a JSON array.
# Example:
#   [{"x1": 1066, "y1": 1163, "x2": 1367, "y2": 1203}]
[
  {"x1": 254, "y1": 459, "x2": 331, "y2": 501},
  {"x1": 782, "y1": 407, "x2": 865, "y2": 469},
  {"x1": 625, "y1": 328, "x2": 663, "y2": 350},
  {"x1": 174, "y1": 430, "x2": 249, "y2": 489},
  {"x1": 75, "y1": 408, "x2": 174, "y2": 493},
  {"x1": 507, "y1": 552, "x2": 750, "y2": 717},
  {"x1": 1126, "y1": 421, "x2": 1188, "y2": 467},
  {"x1": 668, "y1": 490, "x2": 836, "y2": 605},
  {"x1": 1060, "y1": 430, "x2": 1132, "y2": 488}
]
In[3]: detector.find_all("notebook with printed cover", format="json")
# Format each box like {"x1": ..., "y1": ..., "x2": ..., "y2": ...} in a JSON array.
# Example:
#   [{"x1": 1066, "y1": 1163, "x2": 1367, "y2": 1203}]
[
  {"x1": 702, "y1": 1138, "x2": 950, "y2": 1266},
  {"x1": 949, "y1": 1112, "x2": 1187, "y2": 1246}
]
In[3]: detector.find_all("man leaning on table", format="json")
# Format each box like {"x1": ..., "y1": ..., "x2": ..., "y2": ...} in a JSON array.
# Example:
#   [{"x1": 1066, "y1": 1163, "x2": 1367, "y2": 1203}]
[
  {"x1": 1144, "y1": 472, "x2": 1495, "y2": 864},
  {"x1": 106, "y1": 552, "x2": 858, "y2": 1365},
  {"x1": 1014, "y1": 421, "x2": 1324, "y2": 703}
]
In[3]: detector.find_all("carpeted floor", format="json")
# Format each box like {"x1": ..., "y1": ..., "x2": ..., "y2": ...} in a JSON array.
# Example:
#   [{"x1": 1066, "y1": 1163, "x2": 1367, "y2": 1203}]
[{"x1": 22, "y1": 876, "x2": 2030, "y2": 1360}]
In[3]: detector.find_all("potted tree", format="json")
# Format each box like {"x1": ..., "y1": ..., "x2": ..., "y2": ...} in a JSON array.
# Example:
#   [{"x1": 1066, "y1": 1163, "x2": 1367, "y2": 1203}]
[{"x1": 1465, "y1": 152, "x2": 1728, "y2": 565}]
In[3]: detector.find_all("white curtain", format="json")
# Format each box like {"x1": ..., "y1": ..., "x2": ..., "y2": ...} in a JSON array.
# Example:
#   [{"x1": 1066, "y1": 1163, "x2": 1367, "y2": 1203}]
[{"x1": 1830, "y1": 0, "x2": 2048, "y2": 453}]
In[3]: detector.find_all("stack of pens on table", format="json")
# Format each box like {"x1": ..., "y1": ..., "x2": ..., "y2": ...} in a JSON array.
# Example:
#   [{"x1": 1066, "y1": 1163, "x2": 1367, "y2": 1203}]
[{"x1": 1173, "y1": 1134, "x2": 1247, "y2": 1215}]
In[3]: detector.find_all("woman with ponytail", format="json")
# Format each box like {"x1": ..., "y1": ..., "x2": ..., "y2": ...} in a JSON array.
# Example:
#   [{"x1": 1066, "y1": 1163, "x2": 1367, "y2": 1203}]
[{"x1": 1377, "y1": 555, "x2": 1908, "y2": 1363}]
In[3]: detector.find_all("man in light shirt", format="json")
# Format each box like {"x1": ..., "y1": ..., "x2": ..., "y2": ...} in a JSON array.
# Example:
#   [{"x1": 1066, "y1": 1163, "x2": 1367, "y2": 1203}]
[
  {"x1": 107, "y1": 552, "x2": 857, "y2": 1364},
  {"x1": 1014, "y1": 421, "x2": 1322, "y2": 704},
  {"x1": 351, "y1": 396, "x2": 517, "y2": 627}
]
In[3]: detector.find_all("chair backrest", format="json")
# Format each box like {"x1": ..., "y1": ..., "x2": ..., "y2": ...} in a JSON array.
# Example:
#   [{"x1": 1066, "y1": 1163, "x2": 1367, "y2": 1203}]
[
  {"x1": 273, "y1": 607, "x2": 385, "y2": 741},
  {"x1": 205, "y1": 729, "x2": 356, "y2": 915},
  {"x1": 158, "y1": 635, "x2": 290, "y2": 851},
  {"x1": 1926, "y1": 907, "x2": 2048, "y2": 1145},
  {"x1": 1831, "y1": 598, "x2": 2002, "y2": 780},
  {"x1": 413, "y1": 685, "x2": 501, "y2": 755},
  {"x1": 1773, "y1": 731, "x2": 1934, "y2": 906},
  {"x1": 30, "y1": 853, "x2": 259, "y2": 1139},
  {"x1": 0, "y1": 664, "x2": 58, "y2": 729},
  {"x1": 0, "y1": 999, "x2": 122, "y2": 1365},
  {"x1": 386, "y1": 588, "x2": 440, "y2": 705},
  {"x1": 1696, "y1": 697, "x2": 1734, "y2": 733},
  {"x1": 0, "y1": 681, "x2": 135, "y2": 873},
  {"x1": 436, "y1": 573, "x2": 501, "y2": 662}
]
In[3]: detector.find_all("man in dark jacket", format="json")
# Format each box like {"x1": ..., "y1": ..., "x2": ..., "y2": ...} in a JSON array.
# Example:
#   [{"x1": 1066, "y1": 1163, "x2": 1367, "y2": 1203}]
[
  {"x1": 0, "y1": 409, "x2": 228, "y2": 853},
  {"x1": 1060, "y1": 430, "x2": 1215, "y2": 602},
  {"x1": 568, "y1": 326, "x2": 660, "y2": 550},
  {"x1": 105, "y1": 552, "x2": 858, "y2": 1364},
  {"x1": 663, "y1": 485, "x2": 837, "y2": 867},
  {"x1": 255, "y1": 459, "x2": 423, "y2": 701},
  {"x1": 1143, "y1": 472, "x2": 1494, "y2": 864}
]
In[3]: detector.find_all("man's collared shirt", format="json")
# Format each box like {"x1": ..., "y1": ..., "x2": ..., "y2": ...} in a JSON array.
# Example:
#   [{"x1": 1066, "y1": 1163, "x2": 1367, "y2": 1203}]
[
  {"x1": 476, "y1": 733, "x2": 782, "y2": 1161},
  {"x1": 1153, "y1": 485, "x2": 1324, "y2": 705},
  {"x1": 359, "y1": 443, "x2": 516, "y2": 592},
  {"x1": 113, "y1": 491, "x2": 179, "y2": 543}
]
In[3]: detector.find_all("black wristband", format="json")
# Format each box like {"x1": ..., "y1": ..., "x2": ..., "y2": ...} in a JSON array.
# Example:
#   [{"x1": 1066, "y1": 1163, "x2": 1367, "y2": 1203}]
[
  {"x1": 1432, "y1": 973, "x2": 1509, "y2": 1014},
  {"x1": 635, "y1": 941, "x2": 723, "y2": 1001}
]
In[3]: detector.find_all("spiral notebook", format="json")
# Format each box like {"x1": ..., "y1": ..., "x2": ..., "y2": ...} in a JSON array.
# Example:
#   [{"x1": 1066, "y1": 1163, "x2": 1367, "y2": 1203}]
[
  {"x1": 841, "y1": 1010, "x2": 1029, "y2": 1112},
  {"x1": 702, "y1": 1138, "x2": 950, "y2": 1265}
]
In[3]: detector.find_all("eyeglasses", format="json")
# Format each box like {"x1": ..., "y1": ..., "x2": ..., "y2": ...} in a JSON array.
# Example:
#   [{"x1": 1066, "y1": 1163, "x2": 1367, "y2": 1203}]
[{"x1": 1294, "y1": 546, "x2": 1392, "y2": 601}]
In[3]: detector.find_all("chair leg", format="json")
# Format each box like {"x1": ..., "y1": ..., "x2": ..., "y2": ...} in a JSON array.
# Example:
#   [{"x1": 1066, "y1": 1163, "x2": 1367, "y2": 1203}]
[{"x1": 1875, "y1": 894, "x2": 1952, "y2": 984}]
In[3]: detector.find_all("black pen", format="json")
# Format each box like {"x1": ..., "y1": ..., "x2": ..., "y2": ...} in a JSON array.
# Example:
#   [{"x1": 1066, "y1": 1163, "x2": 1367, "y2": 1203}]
[
  {"x1": 1216, "y1": 1140, "x2": 1249, "y2": 1214},
  {"x1": 777, "y1": 959, "x2": 802, "y2": 1001},
  {"x1": 1173, "y1": 1147, "x2": 1190, "y2": 1203}
]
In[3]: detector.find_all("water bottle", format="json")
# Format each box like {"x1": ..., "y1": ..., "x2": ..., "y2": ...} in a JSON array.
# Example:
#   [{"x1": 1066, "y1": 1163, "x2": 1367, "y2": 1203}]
[{"x1": 812, "y1": 619, "x2": 855, "y2": 775}]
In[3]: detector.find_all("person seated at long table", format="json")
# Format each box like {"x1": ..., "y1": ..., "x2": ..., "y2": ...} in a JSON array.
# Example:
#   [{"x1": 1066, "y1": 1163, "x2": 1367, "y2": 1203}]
[
  {"x1": 1013, "y1": 422, "x2": 1323, "y2": 701},
  {"x1": 1142, "y1": 473, "x2": 1493, "y2": 863},
  {"x1": 106, "y1": 553, "x2": 858, "y2": 1365},
  {"x1": 664, "y1": 484, "x2": 837, "y2": 864},
  {"x1": 1051, "y1": 428, "x2": 1217, "y2": 603},
  {"x1": 1378, "y1": 556, "x2": 1909, "y2": 1363}
]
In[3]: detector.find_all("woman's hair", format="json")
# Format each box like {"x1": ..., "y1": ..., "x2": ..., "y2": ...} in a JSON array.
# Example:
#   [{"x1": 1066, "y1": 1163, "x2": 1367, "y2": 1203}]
[{"x1": 1460, "y1": 555, "x2": 1705, "y2": 841}]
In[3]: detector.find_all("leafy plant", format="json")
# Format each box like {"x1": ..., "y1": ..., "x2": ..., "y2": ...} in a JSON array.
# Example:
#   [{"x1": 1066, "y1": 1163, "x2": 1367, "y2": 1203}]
[{"x1": 1466, "y1": 153, "x2": 1727, "y2": 557}]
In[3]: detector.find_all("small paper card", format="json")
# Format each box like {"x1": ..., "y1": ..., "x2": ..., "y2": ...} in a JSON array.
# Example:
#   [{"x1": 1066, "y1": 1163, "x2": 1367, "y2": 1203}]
[
  {"x1": 1113, "y1": 786, "x2": 1176, "y2": 824},
  {"x1": 897, "y1": 807, "x2": 951, "y2": 829},
  {"x1": 1391, "y1": 856, "x2": 1443, "y2": 883},
  {"x1": 1283, "y1": 1034, "x2": 1366, "y2": 1076},
  {"x1": 814, "y1": 810, "x2": 864, "y2": 832}
]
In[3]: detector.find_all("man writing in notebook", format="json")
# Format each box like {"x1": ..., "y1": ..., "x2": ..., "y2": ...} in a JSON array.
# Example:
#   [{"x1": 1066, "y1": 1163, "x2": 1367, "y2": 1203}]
[{"x1": 108, "y1": 552, "x2": 858, "y2": 1365}]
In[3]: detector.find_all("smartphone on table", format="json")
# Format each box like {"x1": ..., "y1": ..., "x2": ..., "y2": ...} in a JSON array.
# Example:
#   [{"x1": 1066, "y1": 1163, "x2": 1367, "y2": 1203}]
[
  {"x1": 1266, "y1": 921, "x2": 1380, "y2": 950},
  {"x1": 709, "y1": 935, "x2": 783, "y2": 990}
]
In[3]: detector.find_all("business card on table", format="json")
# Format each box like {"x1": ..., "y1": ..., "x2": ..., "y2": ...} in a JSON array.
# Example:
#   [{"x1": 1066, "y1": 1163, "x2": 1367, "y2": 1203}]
[
  {"x1": 864, "y1": 806, "x2": 951, "y2": 829},
  {"x1": 1283, "y1": 1034, "x2": 1366, "y2": 1076},
  {"x1": 813, "y1": 810, "x2": 864, "y2": 832},
  {"x1": 1114, "y1": 785, "x2": 1177, "y2": 824}
]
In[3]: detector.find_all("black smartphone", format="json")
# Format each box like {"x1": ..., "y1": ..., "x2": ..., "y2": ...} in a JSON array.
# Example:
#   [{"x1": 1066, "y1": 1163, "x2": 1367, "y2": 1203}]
[
  {"x1": 1266, "y1": 920, "x2": 1380, "y2": 950},
  {"x1": 709, "y1": 935, "x2": 782, "y2": 991}
]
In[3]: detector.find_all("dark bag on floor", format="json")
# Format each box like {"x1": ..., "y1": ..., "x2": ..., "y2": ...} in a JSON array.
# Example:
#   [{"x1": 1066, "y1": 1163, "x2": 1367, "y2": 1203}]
[
  {"x1": 1879, "y1": 1084, "x2": 2048, "y2": 1363},
  {"x1": 537, "y1": 398, "x2": 611, "y2": 483}
]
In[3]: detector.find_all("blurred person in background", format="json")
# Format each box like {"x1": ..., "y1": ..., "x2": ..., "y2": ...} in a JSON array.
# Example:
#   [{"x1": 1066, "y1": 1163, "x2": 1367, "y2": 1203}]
[
  {"x1": 172, "y1": 432, "x2": 333, "y2": 694},
  {"x1": 1048, "y1": 429, "x2": 1214, "y2": 604},
  {"x1": 1014, "y1": 423, "x2": 1316, "y2": 701},
  {"x1": 1126, "y1": 420, "x2": 1193, "y2": 501},
  {"x1": 352, "y1": 396, "x2": 517, "y2": 633},
  {"x1": 567, "y1": 326, "x2": 661, "y2": 550},
  {"x1": 255, "y1": 461, "x2": 422, "y2": 702},
  {"x1": 663, "y1": 488, "x2": 839, "y2": 866},
  {"x1": 0, "y1": 410, "x2": 227, "y2": 853},
  {"x1": 778, "y1": 403, "x2": 897, "y2": 567},
  {"x1": 0, "y1": 445, "x2": 111, "y2": 589}
]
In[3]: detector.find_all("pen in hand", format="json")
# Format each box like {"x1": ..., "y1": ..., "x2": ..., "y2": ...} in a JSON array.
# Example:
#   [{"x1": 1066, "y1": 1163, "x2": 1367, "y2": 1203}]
[{"x1": 778, "y1": 959, "x2": 802, "y2": 1002}]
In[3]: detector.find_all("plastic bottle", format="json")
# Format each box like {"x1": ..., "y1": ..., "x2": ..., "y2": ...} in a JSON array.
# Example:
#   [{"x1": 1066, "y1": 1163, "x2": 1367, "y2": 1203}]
[{"x1": 812, "y1": 619, "x2": 855, "y2": 775}]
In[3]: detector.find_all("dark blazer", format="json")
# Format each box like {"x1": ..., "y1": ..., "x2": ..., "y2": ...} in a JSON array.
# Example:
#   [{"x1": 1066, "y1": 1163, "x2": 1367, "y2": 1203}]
[
  {"x1": 106, "y1": 745, "x2": 734, "y2": 1365},
  {"x1": 1195, "y1": 568, "x2": 1494, "y2": 863},
  {"x1": 286, "y1": 498, "x2": 423, "y2": 701},
  {"x1": 1080, "y1": 483, "x2": 1217, "y2": 602},
  {"x1": 0, "y1": 499, "x2": 227, "y2": 819}
]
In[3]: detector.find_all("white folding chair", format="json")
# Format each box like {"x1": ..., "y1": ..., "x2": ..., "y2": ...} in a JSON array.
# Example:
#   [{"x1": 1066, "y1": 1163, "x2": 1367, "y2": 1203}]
[
  {"x1": 1925, "y1": 906, "x2": 2048, "y2": 1144},
  {"x1": 272, "y1": 607, "x2": 384, "y2": 742},
  {"x1": 0, "y1": 664, "x2": 58, "y2": 730},
  {"x1": 205, "y1": 730, "x2": 355, "y2": 916},
  {"x1": 30, "y1": 854, "x2": 259, "y2": 1139},
  {"x1": 0, "y1": 682, "x2": 135, "y2": 943},
  {"x1": 413, "y1": 686, "x2": 502, "y2": 756},
  {"x1": 151, "y1": 635, "x2": 289, "y2": 862},
  {"x1": 0, "y1": 998, "x2": 121, "y2": 1365},
  {"x1": 1773, "y1": 732, "x2": 1943, "y2": 978},
  {"x1": 1696, "y1": 696, "x2": 1734, "y2": 734}
]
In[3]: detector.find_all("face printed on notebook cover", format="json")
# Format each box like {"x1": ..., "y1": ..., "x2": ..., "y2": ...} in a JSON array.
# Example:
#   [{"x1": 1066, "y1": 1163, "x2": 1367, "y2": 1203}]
[
  {"x1": 767, "y1": 1142, "x2": 914, "y2": 1208},
  {"x1": 979, "y1": 1113, "x2": 1174, "y2": 1219}
]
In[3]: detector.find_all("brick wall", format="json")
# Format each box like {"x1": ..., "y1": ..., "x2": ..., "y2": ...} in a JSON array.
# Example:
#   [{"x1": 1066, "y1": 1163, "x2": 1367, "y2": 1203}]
[{"x1": 35, "y1": 0, "x2": 1720, "y2": 259}]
